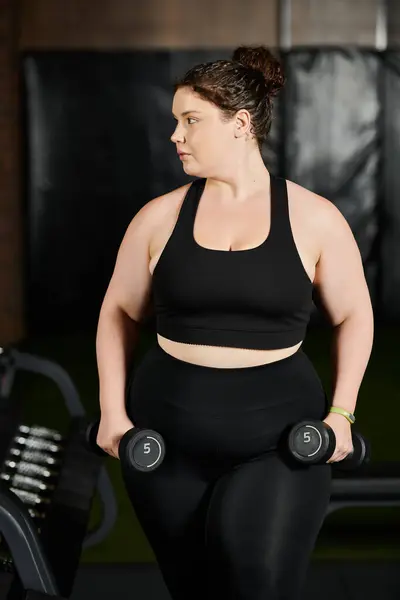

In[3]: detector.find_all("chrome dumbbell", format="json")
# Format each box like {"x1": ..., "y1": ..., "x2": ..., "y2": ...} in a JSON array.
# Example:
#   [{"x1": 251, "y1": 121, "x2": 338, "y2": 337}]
[
  {"x1": 11, "y1": 434, "x2": 63, "y2": 454},
  {"x1": 9, "y1": 487, "x2": 51, "y2": 507},
  {"x1": 27, "y1": 507, "x2": 46, "y2": 520},
  {"x1": 1, "y1": 472, "x2": 56, "y2": 494},
  {"x1": 18, "y1": 424, "x2": 63, "y2": 443},
  {"x1": 9, "y1": 448, "x2": 61, "y2": 466},
  {"x1": 2, "y1": 459, "x2": 56, "y2": 479}
]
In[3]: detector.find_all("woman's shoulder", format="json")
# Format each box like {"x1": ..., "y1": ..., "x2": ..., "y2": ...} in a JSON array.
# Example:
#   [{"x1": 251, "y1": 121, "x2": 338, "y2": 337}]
[
  {"x1": 286, "y1": 178, "x2": 350, "y2": 232},
  {"x1": 138, "y1": 183, "x2": 193, "y2": 258},
  {"x1": 143, "y1": 182, "x2": 192, "y2": 223},
  {"x1": 132, "y1": 182, "x2": 192, "y2": 235}
]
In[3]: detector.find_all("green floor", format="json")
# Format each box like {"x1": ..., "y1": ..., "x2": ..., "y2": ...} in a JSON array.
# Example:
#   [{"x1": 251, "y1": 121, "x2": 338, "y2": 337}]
[{"x1": 10, "y1": 325, "x2": 400, "y2": 562}]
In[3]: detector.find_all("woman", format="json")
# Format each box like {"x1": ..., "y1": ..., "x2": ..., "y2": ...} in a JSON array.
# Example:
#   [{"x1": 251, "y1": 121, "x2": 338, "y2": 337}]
[{"x1": 95, "y1": 46, "x2": 374, "y2": 600}]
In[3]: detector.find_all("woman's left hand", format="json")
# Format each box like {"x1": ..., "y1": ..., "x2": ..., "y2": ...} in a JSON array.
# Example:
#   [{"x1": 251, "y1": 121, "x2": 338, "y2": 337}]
[{"x1": 322, "y1": 412, "x2": 354, "y2": 464}]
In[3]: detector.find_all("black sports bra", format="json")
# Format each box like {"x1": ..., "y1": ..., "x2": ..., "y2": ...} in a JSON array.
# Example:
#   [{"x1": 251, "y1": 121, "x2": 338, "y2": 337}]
[{"x1": 151, "y1": 174, "x2": 314, "y2": 350}]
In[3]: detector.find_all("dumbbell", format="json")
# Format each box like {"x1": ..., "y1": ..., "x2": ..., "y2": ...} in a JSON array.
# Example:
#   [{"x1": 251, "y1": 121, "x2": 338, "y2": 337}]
[
  {"x1": 11, "y1": 434, "x2": 62, "y2": 454},
  {"x1": 2, "y1": 459, "x2": 56, "y2": 479},
  {"x1": 84, "y1": 419, "x2": 166, "y2": 473},
  {"x1": 0, "y1": 472, "x2": 56, "y2": 493},
  {"x1": 9, "y1": 487, "x2": 51, "y2": 507},
  {"x1": 286, "y1": 419, "x2": 371, "y2": 471},
  {"x1": 9, "y1": 448, "x2": 60, "y2": 466},
  {"x1": 17, "y1": 424, "x2": 63, "y2": 443}
]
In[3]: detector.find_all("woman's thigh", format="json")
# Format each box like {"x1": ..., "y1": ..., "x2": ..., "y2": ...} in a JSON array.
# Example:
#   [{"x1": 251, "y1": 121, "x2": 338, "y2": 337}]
[
  {"x1": 123, "y1": 342, "x2": 331, "y2": 599},
  {"x1": 204, "y1": 452, "x2": 332, "y2": 600},
  {"x1": 120, "y1": 445, "x2": 215, "y2": 600}
]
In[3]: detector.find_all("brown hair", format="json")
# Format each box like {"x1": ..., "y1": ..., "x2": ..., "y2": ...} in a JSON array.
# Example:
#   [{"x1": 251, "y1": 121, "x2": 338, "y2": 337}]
[{"x1": 174, "y1": 46, "x2": 285, "y2": 150}]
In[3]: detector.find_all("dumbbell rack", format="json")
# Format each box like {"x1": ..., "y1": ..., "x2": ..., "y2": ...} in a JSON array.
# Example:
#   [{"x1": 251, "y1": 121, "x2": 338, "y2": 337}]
[{"x1": 0, "y1": 346, "x2": 118, "y2": 599}]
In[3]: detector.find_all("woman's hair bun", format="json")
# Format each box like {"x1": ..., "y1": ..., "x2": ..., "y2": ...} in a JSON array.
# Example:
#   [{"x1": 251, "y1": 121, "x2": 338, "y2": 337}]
[{"x1": 232, "y1": 46, "x2": 285, "y2": 96}]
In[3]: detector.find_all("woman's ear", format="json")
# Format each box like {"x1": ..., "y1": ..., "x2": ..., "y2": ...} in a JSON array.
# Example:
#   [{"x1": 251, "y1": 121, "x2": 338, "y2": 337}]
[{"x1": 234, "y1": 109, "x2": 252, "y2": 138}]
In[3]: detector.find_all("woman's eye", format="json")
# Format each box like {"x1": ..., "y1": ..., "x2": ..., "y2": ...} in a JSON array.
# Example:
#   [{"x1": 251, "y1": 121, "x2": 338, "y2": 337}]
[{"x1": 172, "y1": 117, "x2": 197, "y2": 125}]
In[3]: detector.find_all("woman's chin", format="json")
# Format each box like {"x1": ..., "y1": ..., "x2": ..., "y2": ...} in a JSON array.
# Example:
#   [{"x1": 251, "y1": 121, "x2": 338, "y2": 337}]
[
  {"x1": 182, "y1": 163, "x2": 197, "y2": 175},
  {"x1": 182, "y1": 160, "x2": 203, "y2": 177}
]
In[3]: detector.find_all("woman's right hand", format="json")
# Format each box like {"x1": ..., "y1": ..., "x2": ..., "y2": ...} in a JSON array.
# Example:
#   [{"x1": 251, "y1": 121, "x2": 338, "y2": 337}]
[{"x1": 96, "y1": 413, "x2": 135, "y2": 459}]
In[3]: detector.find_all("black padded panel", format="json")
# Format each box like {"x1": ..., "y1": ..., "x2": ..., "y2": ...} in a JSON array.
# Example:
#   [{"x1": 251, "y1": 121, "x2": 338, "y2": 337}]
[
  {"x1": 22, "y1": 52, "x2": 180, "y2": 333},
  {"x1": 282, "y1": 49, "x2": 381, "y2": 310},
  {"x1": 381, "y1": 51, "x2": 400, "y2": 319}
]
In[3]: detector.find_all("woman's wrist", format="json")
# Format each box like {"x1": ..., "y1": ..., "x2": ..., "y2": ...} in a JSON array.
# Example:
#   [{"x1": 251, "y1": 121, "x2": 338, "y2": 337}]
[{"x1": 329, "y1": 406, "x2": 355, "y2": 425}]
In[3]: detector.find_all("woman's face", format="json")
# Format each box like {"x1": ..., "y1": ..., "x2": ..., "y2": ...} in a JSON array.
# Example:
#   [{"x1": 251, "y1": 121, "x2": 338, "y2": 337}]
[{"x1": 171, "y1": 87, "x2": 238, "y2": 178}]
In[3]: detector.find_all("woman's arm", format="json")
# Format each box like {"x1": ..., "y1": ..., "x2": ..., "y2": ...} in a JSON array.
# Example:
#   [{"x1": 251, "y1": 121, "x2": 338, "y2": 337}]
[
  {"x1": 329, "y1": 311, "x2": 374, "y2": 415},
  {"x1": 96, "y1": 199, "x2": 156, "y2": 418},
  {"x1": 96, "y1": 304, "x2": 140, "y2": 417},
  {"x1": 313, "y1": 197, "x2": 374, "y2": 417}
]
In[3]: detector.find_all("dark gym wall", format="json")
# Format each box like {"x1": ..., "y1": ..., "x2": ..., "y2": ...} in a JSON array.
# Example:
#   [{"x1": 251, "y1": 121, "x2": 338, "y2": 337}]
[
  {"x1": 382, "y1": 52, "x2": 400, "y2": 320},
  {"x1": 18, "y1": 0, "x2": 279, "y2": 49},
  {"x1": 0, "y1": 0, "x2": 24, "y2": 345},
  {"x1": 1, "y1": 0, "x2": 280, "y2": 345},
  {"x1": 292, "y1": 0, "x2": 379, "y2": 46},
  {"x1": 1, "y1": 0, "x2": 400, "y2": 342},
  {"x1": 388, "y1": 0, "x2": 400, "y2": 45},
  {"x1": 25, "y1": 48, "x2": 400, "y2": 334},
  {"x1": 283, "y1": 50, "x2": 381, "y2": 308},
  {"x1": 18, "y1": 0, "x2": 387, "y2": 50}
]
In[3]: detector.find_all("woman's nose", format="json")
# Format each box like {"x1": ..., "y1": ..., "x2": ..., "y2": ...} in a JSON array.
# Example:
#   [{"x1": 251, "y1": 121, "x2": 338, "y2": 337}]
[{"x1": 171, "y1": 124, "x2": 185, "y2": 144}]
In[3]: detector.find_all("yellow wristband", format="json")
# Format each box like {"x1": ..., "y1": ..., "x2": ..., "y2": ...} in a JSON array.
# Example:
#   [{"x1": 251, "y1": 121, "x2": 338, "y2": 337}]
[{"x1": 329, "y1": 407, "x2": 355, "y2": 424}]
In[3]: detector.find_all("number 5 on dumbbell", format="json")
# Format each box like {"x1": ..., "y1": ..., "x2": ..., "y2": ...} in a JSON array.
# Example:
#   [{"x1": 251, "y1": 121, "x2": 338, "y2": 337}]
[
  {"x1": 83, "y1": 420, "x2": 166, "y2": 473},
  {"x1": 287, "y1": 420, "x2": 371, "y2": 471}
]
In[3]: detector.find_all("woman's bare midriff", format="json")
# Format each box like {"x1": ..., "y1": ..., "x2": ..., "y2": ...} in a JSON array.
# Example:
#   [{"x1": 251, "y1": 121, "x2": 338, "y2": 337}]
[
  {"x1": 148, "y1": 179, "x2": 320, "y2": 369},
  {"x1": 157, "y1": 334, "x2": 303, "y2": 368}
]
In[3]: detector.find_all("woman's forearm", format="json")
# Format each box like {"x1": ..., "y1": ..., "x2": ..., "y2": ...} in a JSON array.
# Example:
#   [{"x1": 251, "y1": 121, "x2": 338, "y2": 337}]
[
  {"x1": 96, "y1": 304, "x2": 140, "y2": 417},
  {"x1": 329, "y1": 309, "x2": 374, "y2": 415}
]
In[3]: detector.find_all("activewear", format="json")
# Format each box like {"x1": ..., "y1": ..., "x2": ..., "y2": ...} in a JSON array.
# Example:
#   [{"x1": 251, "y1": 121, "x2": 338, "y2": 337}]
[
  {"x1": 122, "y1": 344, "x2": 332, "y2": 600},
  {"x1": 152, "y1": 174, "x2": 314, "y2": 350},
  {"x1": 120, "y1": 174, "x2": 332, "y2": 599}
]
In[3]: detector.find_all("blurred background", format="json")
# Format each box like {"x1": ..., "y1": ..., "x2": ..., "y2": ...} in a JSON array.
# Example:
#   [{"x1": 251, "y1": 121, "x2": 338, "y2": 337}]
[{"x1": 1, "y1": 0, "x2": 400, "y2": 598}]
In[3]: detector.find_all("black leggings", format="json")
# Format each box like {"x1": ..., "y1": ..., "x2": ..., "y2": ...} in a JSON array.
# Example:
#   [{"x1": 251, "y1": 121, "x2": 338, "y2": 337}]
[{"x1": 121, "y1": 342, "x2": 332, "y2": 600}]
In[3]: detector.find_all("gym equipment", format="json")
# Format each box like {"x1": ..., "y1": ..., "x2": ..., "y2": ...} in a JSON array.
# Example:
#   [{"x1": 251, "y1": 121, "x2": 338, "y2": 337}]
[
  {"x1": 3, "y1": 459, "x2": 57, "y2": 479},
  {"x1": 0, "y1": 472, "x2": 56, "y2": 494},
  {"x1": 84, "y1": 419, "x2": 166, "y2": 473},
  {"x1": 9, "y1": 448, "x2": 61, "y2": 467},
  {"x1": 286, "y1": 419, "x2": 371, "y2": 471},
  {"x1": 17, "y1": 425, "x2": 64, "y2": 443},
  {"x1": 11, "y1": 435, "x2": 63, "y2": 454},
  {"x1": 7, "y1": 487, "x2": 51, "y2": 507},
  {"x1": 0, "y1": 345, "x2": 118, "y2": 599}
]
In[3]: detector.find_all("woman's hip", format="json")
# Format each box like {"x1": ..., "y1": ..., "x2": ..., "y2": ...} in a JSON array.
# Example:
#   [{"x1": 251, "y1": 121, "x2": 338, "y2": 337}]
[{"x1": 126, "y1": 342, "x2": 329, "y2": 461}]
